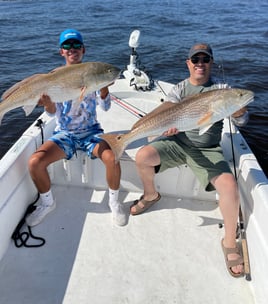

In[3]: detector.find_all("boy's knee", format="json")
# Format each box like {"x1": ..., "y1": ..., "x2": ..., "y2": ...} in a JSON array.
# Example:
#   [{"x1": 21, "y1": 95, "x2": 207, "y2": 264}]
[
  {"x1": 102, "y1": 149, "x2": 116, "y2": 164},
  {"x1": 28, "y1": 155, "x2": 39, "y2": 171}
]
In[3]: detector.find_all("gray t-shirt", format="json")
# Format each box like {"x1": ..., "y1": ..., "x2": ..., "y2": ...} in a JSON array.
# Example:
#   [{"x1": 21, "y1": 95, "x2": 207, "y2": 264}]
[{"x1": 166, "y1": 78, "x2": 223, "y2": 148}]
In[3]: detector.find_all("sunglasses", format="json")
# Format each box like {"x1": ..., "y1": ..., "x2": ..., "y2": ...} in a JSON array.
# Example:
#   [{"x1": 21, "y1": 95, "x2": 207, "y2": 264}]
[
  {"x1": 190, "y1": 56, "x2": 211, "y2": 64},
  {"x1": 61, "y1": 42, "x2": 83, "y2": 50}
]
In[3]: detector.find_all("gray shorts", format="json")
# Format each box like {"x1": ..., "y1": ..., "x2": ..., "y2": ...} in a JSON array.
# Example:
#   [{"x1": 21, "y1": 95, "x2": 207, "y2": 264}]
[{"x1": 150, "y1": 136, "x2": 232, "y2": 191}]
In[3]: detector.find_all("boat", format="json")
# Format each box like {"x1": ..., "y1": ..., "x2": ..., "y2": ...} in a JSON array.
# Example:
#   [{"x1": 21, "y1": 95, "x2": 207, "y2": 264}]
[{"x1": 0, "y1": 30, "x2": 267, "y2": 304}]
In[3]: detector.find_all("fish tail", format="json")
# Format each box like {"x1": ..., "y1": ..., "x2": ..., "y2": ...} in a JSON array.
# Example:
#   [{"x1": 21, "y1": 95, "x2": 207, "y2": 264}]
[{"x1": 100, "y1": 133, "x2": 127, "y2": 163}]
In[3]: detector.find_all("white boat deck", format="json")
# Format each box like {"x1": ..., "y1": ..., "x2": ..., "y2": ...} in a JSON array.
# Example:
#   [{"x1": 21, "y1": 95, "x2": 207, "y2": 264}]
[
  {"x1": 0, "y1": 186, "x2": 255, "y2": 304},
  {"x1": 0, "y1": 78, "x2": 265, "y2": 304}
]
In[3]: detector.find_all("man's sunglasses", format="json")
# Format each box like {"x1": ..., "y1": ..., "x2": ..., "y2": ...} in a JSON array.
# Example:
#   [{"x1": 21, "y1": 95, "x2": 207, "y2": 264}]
[
  {"x1": 190, "y1": 56, "x2": 211, "y2": 64},
  {"x1": 61, "y1": 42, "x2": 83, "y2": 50}
]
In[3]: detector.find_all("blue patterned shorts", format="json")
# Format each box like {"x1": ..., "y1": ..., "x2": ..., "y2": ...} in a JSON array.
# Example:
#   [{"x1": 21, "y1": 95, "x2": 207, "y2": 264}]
[{"x1": 48, "y1": 126, "x2": 104, "y2": 160}]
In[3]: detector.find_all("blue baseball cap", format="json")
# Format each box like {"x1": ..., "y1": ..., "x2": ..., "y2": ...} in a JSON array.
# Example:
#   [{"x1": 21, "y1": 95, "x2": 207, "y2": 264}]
[{"x1": 59, "y1": 29, "x2": 84, "y2": 46}]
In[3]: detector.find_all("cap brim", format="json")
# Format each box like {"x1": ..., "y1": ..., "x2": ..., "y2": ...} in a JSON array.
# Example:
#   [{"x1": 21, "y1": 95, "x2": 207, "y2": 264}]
[
  {"x1": 189, "y1": 50, "x2": 212, "y2": 58},
  {"x1": 60, "y1": 38, "x2": 83, "y2": 46}
]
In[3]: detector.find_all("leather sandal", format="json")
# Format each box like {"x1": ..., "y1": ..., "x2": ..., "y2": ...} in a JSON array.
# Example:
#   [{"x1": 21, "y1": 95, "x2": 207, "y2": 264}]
[
  {"x1": 221, "y1": 239, "x2": 244, "y2": 277},
  {"x1": 130, "y1": 193, "x2": 161, "y2": 215}
]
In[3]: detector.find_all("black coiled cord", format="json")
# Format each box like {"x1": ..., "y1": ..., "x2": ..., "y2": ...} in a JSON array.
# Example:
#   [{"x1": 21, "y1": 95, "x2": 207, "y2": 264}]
[{"x1": 11, "y1": 118, "x2": 46, "y2": 248}]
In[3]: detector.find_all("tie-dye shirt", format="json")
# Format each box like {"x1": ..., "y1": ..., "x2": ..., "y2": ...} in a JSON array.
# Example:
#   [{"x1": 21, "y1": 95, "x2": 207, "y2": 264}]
[{"x1": 53, "y1": 91, "x2": 110, "y2": 134}]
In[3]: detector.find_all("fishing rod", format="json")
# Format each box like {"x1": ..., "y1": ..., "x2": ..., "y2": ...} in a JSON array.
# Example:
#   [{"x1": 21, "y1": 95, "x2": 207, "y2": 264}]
[
  {"x1": 218, "y1": 62, "x2": 251, "y2": 280},
  {"x1": 228, "y1": 117, "x2": 251, "y2": 281},
  {"x1": 155, "y1": 80, "x2": 168, "y2": 97},
  {"x1": 110, "y1": 93, "x2": 146, "y2": 118}
]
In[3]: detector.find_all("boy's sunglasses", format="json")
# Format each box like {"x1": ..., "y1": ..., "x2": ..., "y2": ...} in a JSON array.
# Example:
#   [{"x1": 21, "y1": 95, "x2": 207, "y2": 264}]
[
  {"x1": 190, "y1": 56, "x2": 211, "y2": 64},
  {"x1": 61, "y1": 42, "x2": 83, "y2": 50}
]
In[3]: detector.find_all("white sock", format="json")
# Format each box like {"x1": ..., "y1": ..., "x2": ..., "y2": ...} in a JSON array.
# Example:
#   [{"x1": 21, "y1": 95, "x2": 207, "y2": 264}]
[
  {"x1": 40, "y1": 190, "x2": 54, "y2": 206},
  {"x1": 109, "y1": 188, "x2": 119, "y2": 207}
]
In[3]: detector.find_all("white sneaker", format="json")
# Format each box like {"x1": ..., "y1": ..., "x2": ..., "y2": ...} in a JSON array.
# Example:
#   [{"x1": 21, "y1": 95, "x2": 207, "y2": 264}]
[
  {"x1": 26, "y1": 201, "x2": 56, "y2": 227},
  {"x1": 109, "y1": 202, "x2": 127, "y2": 226}
]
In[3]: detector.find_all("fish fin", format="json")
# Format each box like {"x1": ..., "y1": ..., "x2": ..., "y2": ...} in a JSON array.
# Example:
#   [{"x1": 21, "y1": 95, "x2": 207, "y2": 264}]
[
  {"x1": 132, "y1": 102, "x2": 176, "y2": 129},
  {"x1": 22, "y1": 104, "x2": 37, "y2": 116},
  {"x1": 148, "y1": 101, "x2": 176, "y2": 114},
  {"x1": 197, "y1": 111, "x2": 213, "y2": 126},
  {"x1": 199, "y1": 125, "x2": 212, "y2": 135},
  {"x1": 48, "y1": 66, "x2": 65, "y2": 73},
  {"x1": 100, "y1": 133, "x2": 127, "y2": 163},
  {"x1": 197, "y1": 111, "x2": 213, "y2": 135},
  {"x1": 148, "y1": 135, "x2": 159, "y2": 142},
  {"x1": 79, "y1": 87, "x2": 87, "y2": 101}
]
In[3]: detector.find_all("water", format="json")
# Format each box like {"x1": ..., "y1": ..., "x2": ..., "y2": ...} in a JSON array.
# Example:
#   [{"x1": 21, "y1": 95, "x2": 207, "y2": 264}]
[{"x1": 0, "y1": 0, "x2": 267, "y2": 176}]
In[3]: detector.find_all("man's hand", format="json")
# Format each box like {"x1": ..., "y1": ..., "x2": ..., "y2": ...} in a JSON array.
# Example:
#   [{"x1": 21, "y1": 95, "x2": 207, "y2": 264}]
[{"x1": 163, "y1": 127, "x2": 179, "y2": 137}]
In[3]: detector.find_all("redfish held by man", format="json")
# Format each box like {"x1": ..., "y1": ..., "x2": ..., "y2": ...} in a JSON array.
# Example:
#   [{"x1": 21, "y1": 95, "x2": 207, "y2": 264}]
[
  {"x1": 0, "y1": 62, "x2": 121, "y2": 124},
  {"x1": 100, "y1": 88, "x2": 254, "y2": 162}
]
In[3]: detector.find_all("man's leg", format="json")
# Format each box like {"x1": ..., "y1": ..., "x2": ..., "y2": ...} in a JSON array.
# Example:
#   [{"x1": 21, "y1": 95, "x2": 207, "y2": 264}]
[
  {"x1": 131, "y1": 145, "x2": 161, "y2": 214},
  {"x1": 211, "y1": 173, "x2": 244, "y2": 275}
]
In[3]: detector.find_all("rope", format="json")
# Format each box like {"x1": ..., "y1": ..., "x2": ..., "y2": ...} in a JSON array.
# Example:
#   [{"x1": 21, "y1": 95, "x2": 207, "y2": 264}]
[
  {"x1": 11, "y1": 194, "x2": 46, "y2": 248},
  {"x1": 35, "y1": 118, "x2": 44, "y2": 143}
]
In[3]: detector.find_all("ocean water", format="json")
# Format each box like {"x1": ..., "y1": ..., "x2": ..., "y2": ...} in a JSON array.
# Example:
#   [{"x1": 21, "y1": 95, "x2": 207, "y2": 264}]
[{"x1": 0, "y1": 0, "x2": 267, "y2": 176}]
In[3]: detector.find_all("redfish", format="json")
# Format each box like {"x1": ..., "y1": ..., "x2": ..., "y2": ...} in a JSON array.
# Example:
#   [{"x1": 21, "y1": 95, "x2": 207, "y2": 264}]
[
  {"x1": 101, "y1": 88, "x2": 254, "y2": 162},
  {"x1": 0, "y1": 62, "x2": 121, "y2": 124}
]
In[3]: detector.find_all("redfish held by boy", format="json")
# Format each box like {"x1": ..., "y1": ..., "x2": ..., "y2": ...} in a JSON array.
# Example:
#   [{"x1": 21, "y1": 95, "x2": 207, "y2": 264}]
[
  {"x1": 100, "y1": 88, "x2": 254, "y2": 162},
  {"x1": 0, "y1": 62, "x2": 121, "y2": 124}
]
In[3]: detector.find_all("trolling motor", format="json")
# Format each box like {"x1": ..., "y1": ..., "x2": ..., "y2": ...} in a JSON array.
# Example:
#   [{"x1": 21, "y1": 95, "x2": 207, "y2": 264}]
[{"x1": 123, "y1": 30, "x2": 153, "y2": 91}]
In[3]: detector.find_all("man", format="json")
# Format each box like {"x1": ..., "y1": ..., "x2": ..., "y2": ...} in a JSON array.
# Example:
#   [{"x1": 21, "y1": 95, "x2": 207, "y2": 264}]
[
  {"x1": 27, "y1": 29, "x2": 127, "y2": 227},
  {"x1": 130, "y1": 43, "x2": 247, "y2": 277}
]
